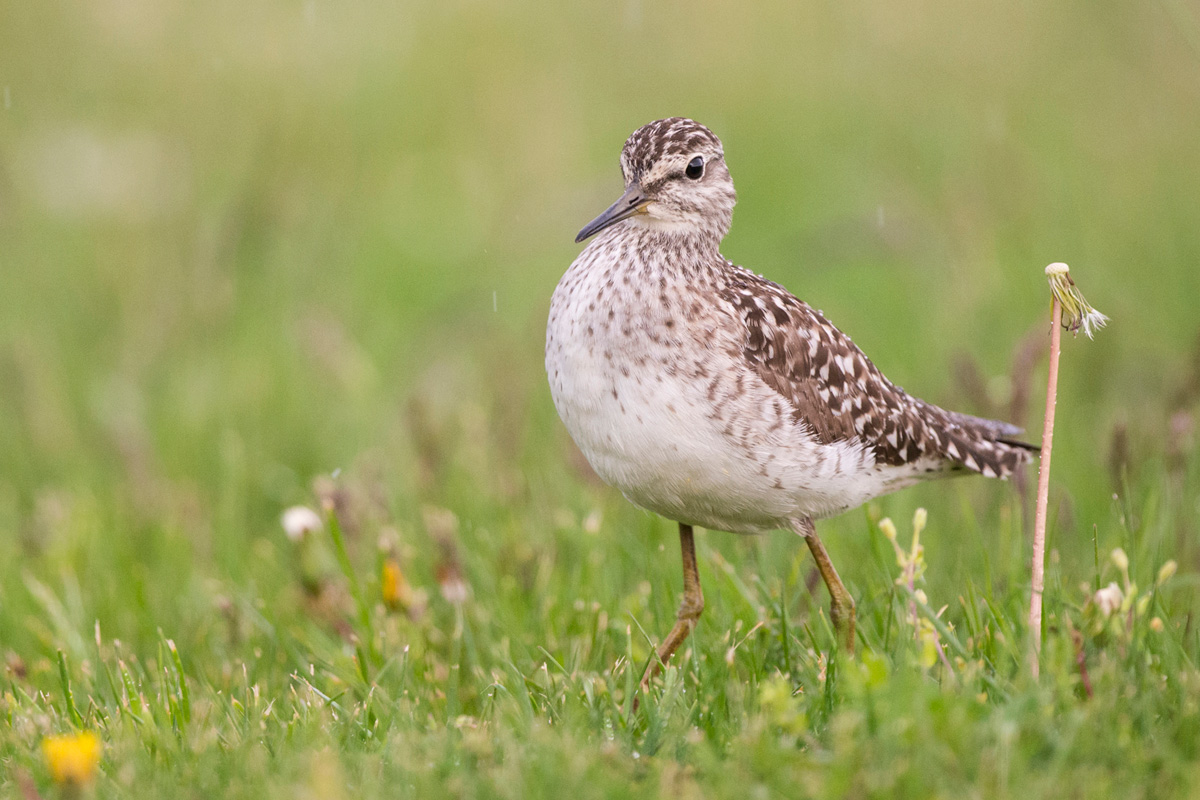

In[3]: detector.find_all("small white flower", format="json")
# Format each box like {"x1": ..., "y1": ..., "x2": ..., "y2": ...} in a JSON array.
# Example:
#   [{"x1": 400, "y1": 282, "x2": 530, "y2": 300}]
[
  {"x1": 281, "y1": 505, "x2": 322, "y2": 542},
  {"x1": 1093, "y1": 582, "x2": 1124, "y2": 617}
]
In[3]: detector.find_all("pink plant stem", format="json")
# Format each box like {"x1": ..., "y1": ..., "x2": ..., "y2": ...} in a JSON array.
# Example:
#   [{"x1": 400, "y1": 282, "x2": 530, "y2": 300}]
[{"x1": 1029, "y1": 297, "x2": 1063, "y2": 679}]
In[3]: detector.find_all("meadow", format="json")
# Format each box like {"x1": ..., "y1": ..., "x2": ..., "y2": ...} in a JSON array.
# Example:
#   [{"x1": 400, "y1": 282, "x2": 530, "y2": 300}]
[{"x1": 2, "y1": 0, "x2": 1200, "y2": 796}]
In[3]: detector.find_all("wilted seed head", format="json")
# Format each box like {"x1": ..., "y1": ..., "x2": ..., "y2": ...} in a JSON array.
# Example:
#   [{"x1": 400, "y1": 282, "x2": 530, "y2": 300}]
[
  {"x1": 1045, "y1": 263, "x2": 1109, "y2": 339},
  {"x1": 281, "y1": 505, "x2": 323, "y2": 542}
]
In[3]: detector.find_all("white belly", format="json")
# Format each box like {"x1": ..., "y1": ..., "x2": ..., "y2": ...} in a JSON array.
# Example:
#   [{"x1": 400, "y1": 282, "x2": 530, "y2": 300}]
[
  {"x1": 549, "y1": 339, "x2": 793, "y2": 530},
  {"x1": 545, "y1": 249, "x2": 931, "y2": 532}
]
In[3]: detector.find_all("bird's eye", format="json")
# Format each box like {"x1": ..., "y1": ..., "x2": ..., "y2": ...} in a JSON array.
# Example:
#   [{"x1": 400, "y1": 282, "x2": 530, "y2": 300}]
[{"x1": 685, "y1": 156, "x2": 704, "y2": 180}]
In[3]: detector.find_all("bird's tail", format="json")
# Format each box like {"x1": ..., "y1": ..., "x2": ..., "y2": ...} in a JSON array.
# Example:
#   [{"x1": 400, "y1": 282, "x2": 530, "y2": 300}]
[{"x1": 933, "y1": 408, "x2": 1038, "y2": 479}]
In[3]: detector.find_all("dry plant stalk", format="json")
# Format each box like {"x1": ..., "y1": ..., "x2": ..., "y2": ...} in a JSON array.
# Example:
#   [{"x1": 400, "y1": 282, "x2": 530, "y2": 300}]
[{"x1": 1029, "y1": 263, "x2": 1108, "y2": 678}]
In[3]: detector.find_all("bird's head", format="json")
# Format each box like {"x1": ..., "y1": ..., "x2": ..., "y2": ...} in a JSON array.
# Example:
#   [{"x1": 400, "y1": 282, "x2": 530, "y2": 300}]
[{"x1": 575, "y1": 117, "x2": 737, "y2": 244}]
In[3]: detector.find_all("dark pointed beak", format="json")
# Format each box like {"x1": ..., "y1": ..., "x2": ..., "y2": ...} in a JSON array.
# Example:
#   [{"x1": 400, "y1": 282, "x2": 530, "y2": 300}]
[{"x1": 575, "y1": 184, "x2": 649, "y2": 243}]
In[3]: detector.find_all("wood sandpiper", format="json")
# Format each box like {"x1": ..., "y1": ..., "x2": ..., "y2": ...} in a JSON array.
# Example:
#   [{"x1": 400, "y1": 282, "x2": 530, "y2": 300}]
[{"x1": 545, "y1": 117, "x2": 1033, "y2": 685}]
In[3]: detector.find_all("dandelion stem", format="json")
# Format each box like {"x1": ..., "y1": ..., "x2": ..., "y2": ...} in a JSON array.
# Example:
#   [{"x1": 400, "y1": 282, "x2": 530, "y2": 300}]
[{"x1": 1029, "y1": 295, "x2": 1062, "y2": 679}]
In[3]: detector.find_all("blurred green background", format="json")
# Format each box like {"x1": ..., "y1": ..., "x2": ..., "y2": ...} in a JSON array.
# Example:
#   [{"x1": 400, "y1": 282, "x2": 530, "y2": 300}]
[
  {"x1": 2, "y1": 0, "x2": 1199, "y2": 681},
  {"x1": 4, "y1": 1, "x2": 1200, "y2": 795}
]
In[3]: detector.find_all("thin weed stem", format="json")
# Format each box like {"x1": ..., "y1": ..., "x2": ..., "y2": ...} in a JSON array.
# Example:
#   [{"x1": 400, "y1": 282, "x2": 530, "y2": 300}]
[{"x1": 1030, "y1": 296, "x2": 1063, "y2": 678}]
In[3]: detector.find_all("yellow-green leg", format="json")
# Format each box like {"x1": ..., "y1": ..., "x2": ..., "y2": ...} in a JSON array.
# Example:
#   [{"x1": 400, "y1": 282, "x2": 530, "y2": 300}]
[
  {"x1": 797, "y1": 516, "x2": 856, "y2": 653},
  {"x1": 640, "y1": 523, "x2": 705, "y2": 690}
]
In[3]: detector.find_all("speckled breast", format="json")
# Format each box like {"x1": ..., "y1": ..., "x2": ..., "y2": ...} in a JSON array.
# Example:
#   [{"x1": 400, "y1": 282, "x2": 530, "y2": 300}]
[{"x1": 545, "y1": 241, "x2": 800, "y2": 532}]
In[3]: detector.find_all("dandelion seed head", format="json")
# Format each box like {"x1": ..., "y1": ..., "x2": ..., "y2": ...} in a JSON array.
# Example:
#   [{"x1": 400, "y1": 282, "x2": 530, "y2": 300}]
[
  {"x1": 281, "y1": 505, "x2": 322, "y2": 542},
  {"x1": 1045, "y1": 262, "x2": 1108, "y2": 339}
]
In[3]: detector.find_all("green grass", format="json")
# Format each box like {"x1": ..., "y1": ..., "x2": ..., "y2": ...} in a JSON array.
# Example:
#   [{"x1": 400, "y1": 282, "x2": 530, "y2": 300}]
[{"x1": 3, "y1": 0, "x2": 1200, "y2": 796}]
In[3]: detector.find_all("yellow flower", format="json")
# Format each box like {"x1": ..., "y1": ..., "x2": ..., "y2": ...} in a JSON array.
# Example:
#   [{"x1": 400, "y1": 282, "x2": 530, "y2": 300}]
[
  {"x1": 381, "y1": 558, "x2": 410, "y2": 609},
  {"x1": 42, "y1": 731, "x2": 101, "y2": 785}
]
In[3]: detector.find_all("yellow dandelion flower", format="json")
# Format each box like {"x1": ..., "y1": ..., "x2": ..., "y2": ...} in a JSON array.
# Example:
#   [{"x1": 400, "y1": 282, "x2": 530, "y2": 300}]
[
  {"x1": 42, "y1": 731, "x2": 101, "y2": 785},
  {"x1": 382, "y1": 558, "x2": 409, "y2": 609}
]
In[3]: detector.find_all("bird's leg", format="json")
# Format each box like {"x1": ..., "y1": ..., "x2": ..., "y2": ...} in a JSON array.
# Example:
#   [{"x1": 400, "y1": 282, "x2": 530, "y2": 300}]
[
  {"x1": 640, "y1": 523, "x2": 704, "y2": 690},
  {"x1": 798, "y1": 517, "x2": 856, "y2": 653}
]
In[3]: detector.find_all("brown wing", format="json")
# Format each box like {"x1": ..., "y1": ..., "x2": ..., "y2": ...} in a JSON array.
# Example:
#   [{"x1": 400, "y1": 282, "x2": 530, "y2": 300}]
[{"x1": 719, "y1": 266, "x2": 1033, "y2": 478}]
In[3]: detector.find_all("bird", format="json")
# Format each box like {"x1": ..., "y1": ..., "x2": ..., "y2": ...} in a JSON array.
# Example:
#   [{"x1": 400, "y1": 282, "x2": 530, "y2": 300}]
[{"x1": 545, "y1": 117, "x2": 1033, "y2": 684}]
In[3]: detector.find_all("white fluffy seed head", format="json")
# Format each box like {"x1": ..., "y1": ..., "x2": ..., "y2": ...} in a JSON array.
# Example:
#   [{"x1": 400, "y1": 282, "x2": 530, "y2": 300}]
[{"x1": 281, "y1": 505, "x2": 322, "y2": 542}]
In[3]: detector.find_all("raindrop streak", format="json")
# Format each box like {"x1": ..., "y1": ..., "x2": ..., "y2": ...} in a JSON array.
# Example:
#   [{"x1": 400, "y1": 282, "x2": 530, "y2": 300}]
[
  {"x1": 3, "y1": 87, "x2": 10, "y2": 110},
  {"x1": 624, "y1": 0, "x2": 642, "y2": 29},
  {"x1": 493, "y1": 290, "x2": 498, "y2": 313}
]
